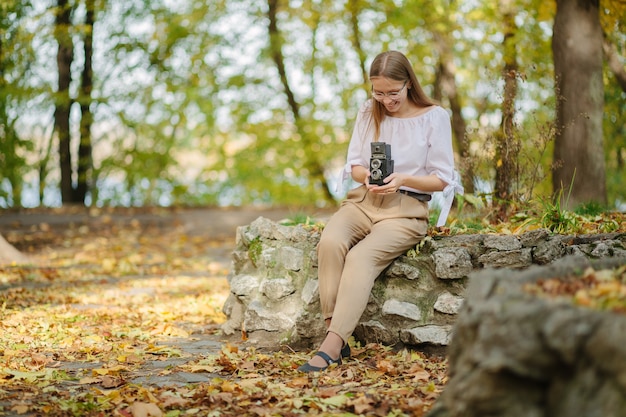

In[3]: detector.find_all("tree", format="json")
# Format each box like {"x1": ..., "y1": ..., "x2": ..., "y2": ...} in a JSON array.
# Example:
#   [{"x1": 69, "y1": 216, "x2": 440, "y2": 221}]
[
  {"x1": 52, "y1": 0, "x2": 96, "y2": 205},
  {"x1": 552, "y1": 0, "x2": 606, "y2": 208},
  {"x1": 432, "y1": 30, "x2": 474, "y2": 195},
  {"x1": 494, "y1": 0, "x2": 520, "y2": 219},
  {"x1": 76, "y1": 0, "x2": 95, "y2": 202},
  {"x1": 0, "y1": 0, "x2": 32, "y2": 207},
  {"x1": 266, "y1": 0, "x2": 334, "y2": 204},
  {"x1": 53, "y1": 0, "x2": 76, "y2": 204},
  {"x1": 2, "y1": 0, "x2": 623, "y2": 209}
]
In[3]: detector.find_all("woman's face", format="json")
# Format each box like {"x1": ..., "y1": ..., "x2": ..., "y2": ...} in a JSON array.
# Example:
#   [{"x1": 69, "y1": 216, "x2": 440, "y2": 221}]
[{"x1": 370, "y1": 77, "x2": 409, "y2": 114}]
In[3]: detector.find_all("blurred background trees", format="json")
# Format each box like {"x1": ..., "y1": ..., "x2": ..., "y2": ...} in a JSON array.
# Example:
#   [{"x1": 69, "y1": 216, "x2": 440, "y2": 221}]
[{"x1": 0, "y1": 0, "x2": 624, "y2": 214}]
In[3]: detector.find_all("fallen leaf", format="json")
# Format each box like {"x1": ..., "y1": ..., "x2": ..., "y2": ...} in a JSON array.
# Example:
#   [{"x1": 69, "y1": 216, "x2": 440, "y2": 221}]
[
  {"x1": 11, "y1": 405, "x2": 29, "y2": 415},
  {"x1": 129, "y1": 402, "x2": 162, "y2": 417}
]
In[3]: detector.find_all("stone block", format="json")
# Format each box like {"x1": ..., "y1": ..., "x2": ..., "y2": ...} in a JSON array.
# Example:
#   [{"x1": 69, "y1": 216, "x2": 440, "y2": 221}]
[
  {"x1": 401, "y1": 325, "x2": 452, "y2": 346},
  {"x1": 478, "y1": 248, "x2": 532, "y2": 269},
  {"x1": 434, "y1": 292, "x2": 464, "y2": 315},
  {"x1": 260, "y1": 278, "x2": 295, "y2": 300},
  {"x1": 432, "y1": 248, "x2": 473, "y2": 279},
  {"x1": 279, "y1": 246, "x2": 304, "y2": 271},
  {"x1": 484, "y1": 235, "x2": 522, "y2": 251},
  {"x1": 382, "y1": 299, "x2": 422, "y2": 321}
]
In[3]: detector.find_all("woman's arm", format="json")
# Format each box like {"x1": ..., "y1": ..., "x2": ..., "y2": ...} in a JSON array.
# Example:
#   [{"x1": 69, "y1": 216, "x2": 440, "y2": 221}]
[
  {"x1": 351, "y1": 165, "x2": 370, "y2": 184},
  {"x1": 352, "y1": 165, "x2": 447, "y2": 194}
]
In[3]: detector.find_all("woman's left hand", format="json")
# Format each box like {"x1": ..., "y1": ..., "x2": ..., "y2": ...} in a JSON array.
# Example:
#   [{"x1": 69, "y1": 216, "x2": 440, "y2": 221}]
[{"x1": 368, "y1": 173, "x2": 404, "y2": 194}]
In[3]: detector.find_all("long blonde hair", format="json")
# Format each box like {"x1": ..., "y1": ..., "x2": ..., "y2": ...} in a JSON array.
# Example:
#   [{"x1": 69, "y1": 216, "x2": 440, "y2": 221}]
[{"x1": 367, "y1": 51, "x2": 436, "y2": 141}]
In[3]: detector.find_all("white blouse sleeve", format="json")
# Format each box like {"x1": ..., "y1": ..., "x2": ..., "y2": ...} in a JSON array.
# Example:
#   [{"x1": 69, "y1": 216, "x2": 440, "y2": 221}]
[
  {"x1": 425, "y1": 108, "x2": 456, "y2": 186},
  {"x1": 426, "y1": 108, "x2": 464, "y2": 227}
]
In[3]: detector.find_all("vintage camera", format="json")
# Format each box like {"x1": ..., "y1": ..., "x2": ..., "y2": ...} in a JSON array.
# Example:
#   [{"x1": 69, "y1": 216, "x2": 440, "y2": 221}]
[{"x1": 369, "y1": 142, "x2": 394, "y2": 185}]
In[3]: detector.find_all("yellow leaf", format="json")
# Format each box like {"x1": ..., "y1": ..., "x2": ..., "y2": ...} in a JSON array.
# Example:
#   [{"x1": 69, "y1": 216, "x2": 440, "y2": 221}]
[
  {"x1": 92, "y1": 365, "x2": 128, "y2": 376},
  {"x1": 5, "y1": 369, "x2": 47, "y2": 382},
  {"x1": 93, "y1": 368, "x2": 109, "y2": 376},
  {"x1": 78, "y1": 377, "x2": 101, "y2": 384},
  {"x1": 220, "y1": 380, "x2": 238, "y2": 393},
  {"x1": 184, "y1": 365, "x2": 219, "y2": 373}
]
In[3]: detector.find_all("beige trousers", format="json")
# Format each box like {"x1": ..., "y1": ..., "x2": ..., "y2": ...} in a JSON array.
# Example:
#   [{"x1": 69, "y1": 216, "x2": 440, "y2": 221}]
[{"x1": 318, "y1": 185, "x2": 428, "y2": 343}]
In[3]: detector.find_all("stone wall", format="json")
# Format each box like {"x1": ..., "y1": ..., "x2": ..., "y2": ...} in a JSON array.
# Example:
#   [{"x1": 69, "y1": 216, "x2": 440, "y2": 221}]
[{"x1": 221, "y1": 216, "x2": 626, "y2": 349}]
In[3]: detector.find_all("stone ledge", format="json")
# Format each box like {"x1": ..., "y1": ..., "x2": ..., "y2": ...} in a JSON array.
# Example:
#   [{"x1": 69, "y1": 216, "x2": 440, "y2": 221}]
[{"x1": 221, "y1": 216, "x2": 626, "y2": 350}]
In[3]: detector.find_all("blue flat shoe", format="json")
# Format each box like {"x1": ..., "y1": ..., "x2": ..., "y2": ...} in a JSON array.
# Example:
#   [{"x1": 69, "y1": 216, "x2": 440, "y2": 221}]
[
  {"x1": 297, "y1": 351, "x2": 342, "y2": 372},
  {"x1": 341, "y1": 344, "x2": 351, "y2": 358}
]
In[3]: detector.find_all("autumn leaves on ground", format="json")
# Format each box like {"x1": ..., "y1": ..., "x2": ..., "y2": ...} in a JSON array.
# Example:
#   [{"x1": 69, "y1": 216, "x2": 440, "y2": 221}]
[{"x1": 0, "y1": 207, "x2": 447, "y2": 417}]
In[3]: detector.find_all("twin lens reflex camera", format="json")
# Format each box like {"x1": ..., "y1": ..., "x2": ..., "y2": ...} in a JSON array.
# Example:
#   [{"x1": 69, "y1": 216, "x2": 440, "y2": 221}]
[{"x1": 369, "y1": 142, "x2": 394, "y2": 185}]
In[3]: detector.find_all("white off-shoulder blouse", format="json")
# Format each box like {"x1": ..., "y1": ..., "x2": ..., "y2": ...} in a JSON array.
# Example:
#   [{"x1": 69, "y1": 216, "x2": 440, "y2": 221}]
[{"x1": 337, "y1": 100, "x2": 463, "y2": 227}]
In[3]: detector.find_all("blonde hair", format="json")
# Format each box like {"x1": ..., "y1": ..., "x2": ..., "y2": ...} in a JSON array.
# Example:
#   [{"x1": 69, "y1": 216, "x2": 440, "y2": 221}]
[{"x1": 367, "y1": 51, "x2": 436, "y2": 140}]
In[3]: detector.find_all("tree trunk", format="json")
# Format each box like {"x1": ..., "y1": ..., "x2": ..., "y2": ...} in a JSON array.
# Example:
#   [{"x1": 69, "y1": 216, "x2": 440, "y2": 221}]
[
  {"x1": 266, "y1": 0, "x2": 334, "y2": 204},
  {"x1": 432, "y1": 31, "x2": 474, "y2": 195},
  {"x1": 76, "y1": 0, "x2": 95, "y2": 204},
  {"x1": 54, "y1": 0, "x2": 75, "y2": 204},
  {"x1": 347, "y1": 0, "x2": 368, "y2": 89},
  {"x1": 552, "y1": 0, "x2": 606, "y2": 208},
  {"x1": 494, "y1": 2, "x2": 519, "y2": 219}
]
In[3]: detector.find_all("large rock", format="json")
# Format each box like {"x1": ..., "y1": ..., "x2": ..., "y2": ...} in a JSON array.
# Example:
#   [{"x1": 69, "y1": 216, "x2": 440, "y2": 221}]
[
  {"x1": 221, "y1": 217, "x2": 626, "y2": 350},
  {"x1": 426, "y1": 256, "x2": 626, "y2": 417}
]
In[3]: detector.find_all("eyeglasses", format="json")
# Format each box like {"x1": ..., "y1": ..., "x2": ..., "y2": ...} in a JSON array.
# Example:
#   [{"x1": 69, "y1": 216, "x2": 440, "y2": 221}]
[{"x1": 372, "y1": 81, "x2": 407, "y2": 101}]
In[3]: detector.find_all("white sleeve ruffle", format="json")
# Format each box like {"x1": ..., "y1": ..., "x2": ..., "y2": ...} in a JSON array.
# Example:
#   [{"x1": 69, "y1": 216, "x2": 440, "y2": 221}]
[{"x1": 436, "y1": 169, "x2": 464, "y2": 227}]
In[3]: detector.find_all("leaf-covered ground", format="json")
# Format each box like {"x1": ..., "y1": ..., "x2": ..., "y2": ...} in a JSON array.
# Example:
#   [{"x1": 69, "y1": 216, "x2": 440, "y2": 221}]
[
  {"x1": 0, "y1": 208, "x2": 447, "y2": 417},
  {"x1": 524, "y1": 265, "x2": 626, "y2": 313}
]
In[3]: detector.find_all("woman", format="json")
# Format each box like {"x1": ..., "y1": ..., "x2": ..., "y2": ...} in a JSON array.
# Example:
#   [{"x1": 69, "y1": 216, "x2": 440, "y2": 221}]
[{"x1": 298, "y1": 50, "x2": 459, "y2": 372}]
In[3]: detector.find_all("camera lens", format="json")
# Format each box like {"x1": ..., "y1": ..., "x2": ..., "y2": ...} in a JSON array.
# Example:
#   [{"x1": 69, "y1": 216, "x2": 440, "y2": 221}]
[
  {"x1": 371, "y1": 169, "x2": 382, "y2": 180},
  {"x1": 371, "y1": 159, "x2": 382, "y2": 169}
]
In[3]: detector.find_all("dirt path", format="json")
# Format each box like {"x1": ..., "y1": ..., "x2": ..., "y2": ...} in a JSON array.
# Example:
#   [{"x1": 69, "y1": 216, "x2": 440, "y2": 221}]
[
  {"x1": 0, "y1": 206, "x2": 335, "y2": 263},
  {"x1": 0, "y1": 206, "x2": 337, "y2": 400}
]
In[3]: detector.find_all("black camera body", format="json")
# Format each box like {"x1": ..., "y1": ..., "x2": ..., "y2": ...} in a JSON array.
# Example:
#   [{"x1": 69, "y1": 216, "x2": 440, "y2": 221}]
[{"x1": 369, "y1": 142, "x2": 394, "y2": 185}]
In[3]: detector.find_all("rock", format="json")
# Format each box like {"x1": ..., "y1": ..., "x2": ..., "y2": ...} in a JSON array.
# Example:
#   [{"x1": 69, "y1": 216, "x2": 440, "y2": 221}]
[
  {"x1": 432, "y1": 248, "x2": 473, "y2": 279},
  {"x1": 229, "y1": 274, "x2": 259, "y2": 297},
  {"x1": 478, "y1": 248, "x2": 532, "y2": 269},
  {"x1": 260, "y1": 278, "x2": 295, "y2": 300},
  {"x1": 279, "y1": 246, "x2": 304, "y2": 271},
  {"x1": 532, "y1": 238, "x2": 566, "y2": 265},
  {"x1": 483, "y1": 235, "x2": 522, "y2": 251},
  {"x1": 382, "y1": 299, "x2": 422, "y2": 321},
  {"x1": 354, "y1": 321, "x2": 398, "y2": 346},
  {"x1": 401, "y1": 325, "x2": 452, "y2": 346},
  {"x1": 426, "y1": 256, "x2": 626, "y2": 417},
  {"x1": 434, "y1": 292, "x2": 464, "y2": 315}
]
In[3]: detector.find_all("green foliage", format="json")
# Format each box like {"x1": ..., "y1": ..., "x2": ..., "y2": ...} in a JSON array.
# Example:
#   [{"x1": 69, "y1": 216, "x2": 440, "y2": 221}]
[
  {"x1": 0, "y1": 0, "x2": 36, "y2": 207},
  {"x1": 0, "y1": 0, "x2": 624, "y2": 211},
  {"x1": 540, "y1": 196, "x2": 579, "y2": 234},
  {"x1": 279, "y1": 213, "x2": 318, "y2": 227},
  {"x1": 574, "y1": 201, "x2": 609, "y2": 217}
]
